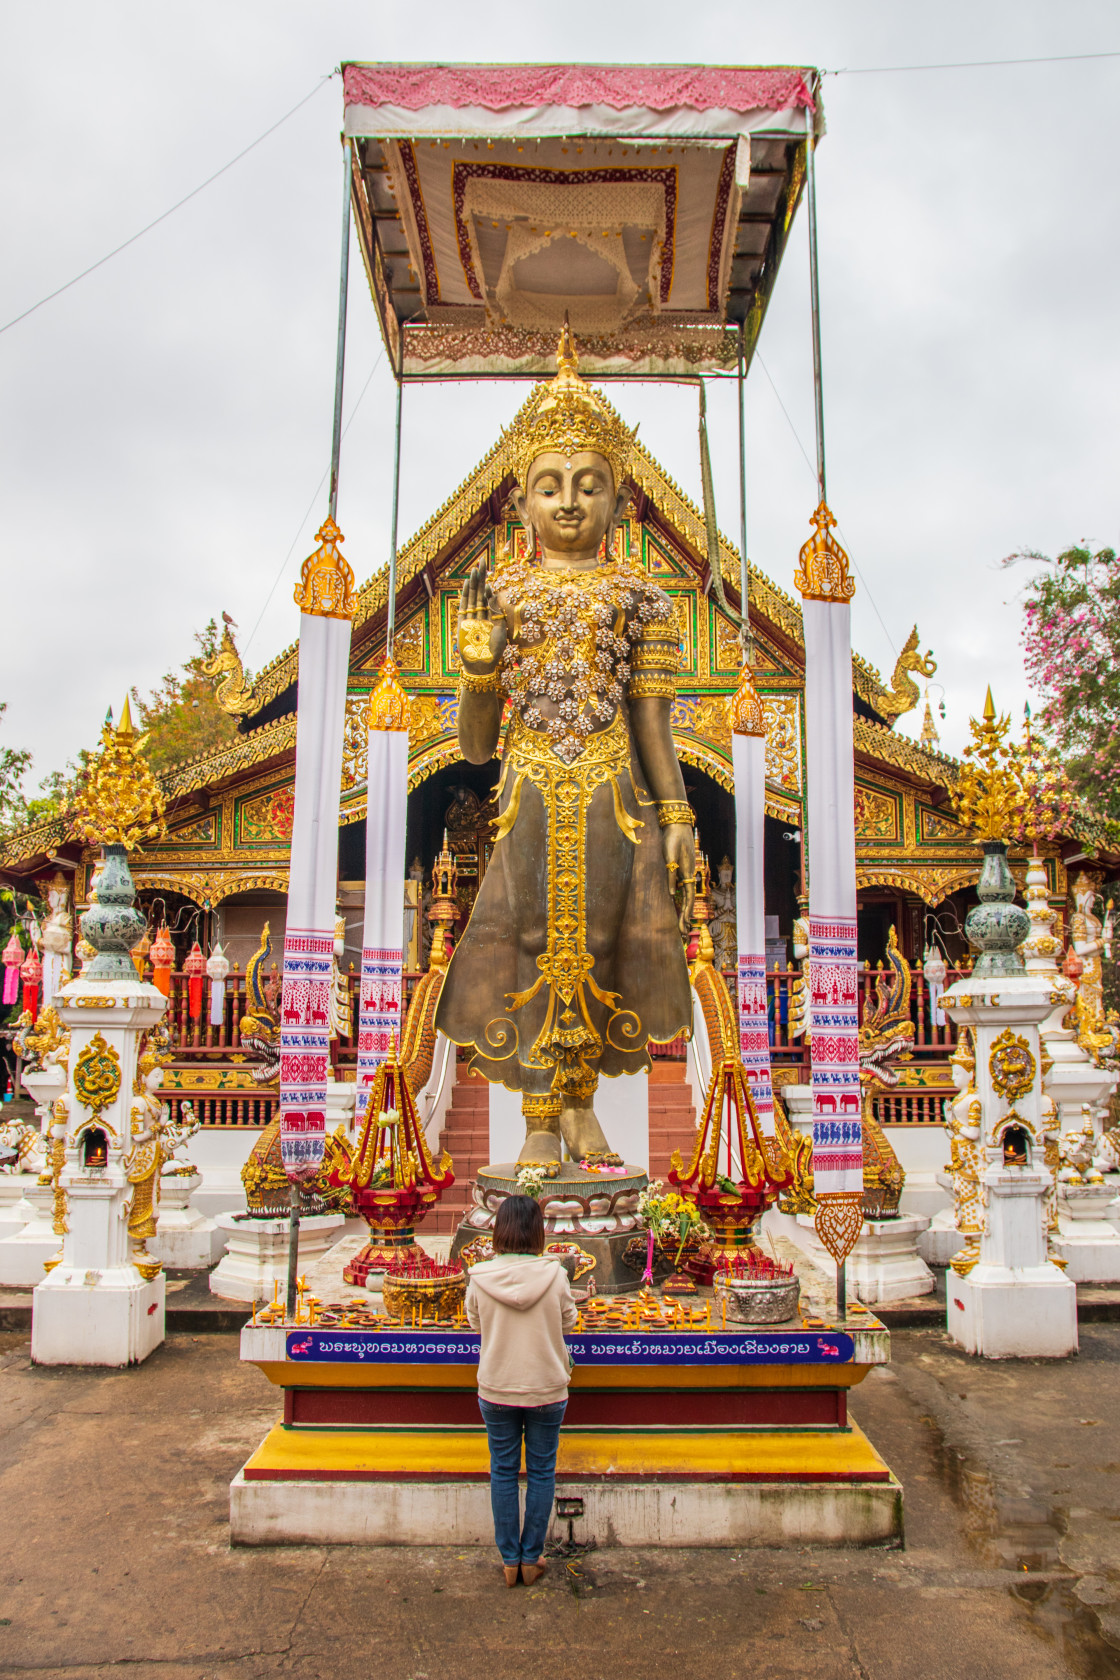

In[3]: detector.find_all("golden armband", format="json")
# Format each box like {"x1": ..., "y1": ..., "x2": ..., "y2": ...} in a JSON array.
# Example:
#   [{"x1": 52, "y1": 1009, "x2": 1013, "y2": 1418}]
[
  {"x1": 657, "y1": 800, "x2": 695, "y2": 829},
  {"x1": 630, "y1": 638, "x2": 679, "y2": 670}
]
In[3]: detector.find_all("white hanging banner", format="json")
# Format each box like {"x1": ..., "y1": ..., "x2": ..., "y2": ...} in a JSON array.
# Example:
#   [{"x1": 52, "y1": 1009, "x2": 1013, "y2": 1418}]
[
  {"x1": 797, "y1": 510, "x2": 862, "y2": 1199},
  {"x1": 279, "y1": 523, "x2": 356, "y2": 1182},
  {"x1": 355, "y1": 660, "x2": 412, "y2": 1121},
  {"x1": 730, "y1": 669, "x2": 774, "y2": 1134}
]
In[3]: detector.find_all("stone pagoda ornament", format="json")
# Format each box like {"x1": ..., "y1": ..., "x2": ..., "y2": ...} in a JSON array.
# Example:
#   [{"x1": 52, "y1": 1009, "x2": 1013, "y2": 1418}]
[
  {"x1": 939, "y1": 690, "x2": 1077, "y2": 1358},
  {"x1": 31, "y1": 703, "x2": 174, "y2": 1367}
]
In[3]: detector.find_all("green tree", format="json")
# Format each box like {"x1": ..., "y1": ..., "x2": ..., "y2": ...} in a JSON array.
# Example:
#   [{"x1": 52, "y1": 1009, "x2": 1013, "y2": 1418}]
[
  {"x1": 130, "y1": 619, "x2": 243, "y2": 775},
  {"x1": 0, "y1": 703, "x2": 31, "y2": 832}
]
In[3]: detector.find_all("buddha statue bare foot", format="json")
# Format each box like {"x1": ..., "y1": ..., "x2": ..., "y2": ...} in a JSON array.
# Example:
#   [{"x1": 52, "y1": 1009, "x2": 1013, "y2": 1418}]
[
  {"x1": 559, "y1": 1104, "x2": 614, "y2": 1164},
  {"x1": 518, "y1": 1129, "x2": 562, "y2": 1165}
]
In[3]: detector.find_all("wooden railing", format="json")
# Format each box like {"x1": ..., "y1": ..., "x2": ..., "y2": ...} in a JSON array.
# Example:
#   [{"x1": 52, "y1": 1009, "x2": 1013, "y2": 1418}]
[
  {"x1": 164, "y1": 1090, "x2": 278, "y2": 1129},
  {"x1": 157, "y1": 960, "x2": 962, "y2": 1126}
]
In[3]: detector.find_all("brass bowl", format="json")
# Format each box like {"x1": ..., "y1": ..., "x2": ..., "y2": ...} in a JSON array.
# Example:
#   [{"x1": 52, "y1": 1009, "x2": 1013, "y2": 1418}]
[
  {"x1": 381, "y1": 1269, "x2": 467, "y2": 1323},
  {"x1": 713, "y1": 1271, "x2": 800, "y2": 1325}
]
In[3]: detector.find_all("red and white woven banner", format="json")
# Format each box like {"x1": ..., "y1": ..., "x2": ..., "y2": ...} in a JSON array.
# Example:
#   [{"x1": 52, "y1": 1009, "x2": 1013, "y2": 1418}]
[
  {"x1": 355, "y1": 947, "x2": 404, "y2": 1120},
  {"x1": 808, "y1": 915, "x2": 861, "y2": 1193},
  {"x1": 279, "y1": 929, "x2": 335, "y2": 1177},
  {"x1": 737, "y1": 953, "x2": 773, "y2": 1127}
]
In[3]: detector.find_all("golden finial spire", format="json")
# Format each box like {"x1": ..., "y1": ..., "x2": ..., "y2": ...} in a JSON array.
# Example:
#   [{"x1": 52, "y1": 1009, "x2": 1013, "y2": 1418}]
[
  {"x1": 556, "y1": 313, "x2": 578, "y2": 379},
  {"x1": 70, "y1": 702, "x2": 167, "y2": 851},
  {"x1": 728, "y1": 659, "x2": 765, "y2": 737},
  {"x1": 950, "y1": 689, "x2": 1024, "y2": 843},
  {"x1": 793, "y1": 502, "x2": 855, "y2": 603},
  {"x1": 294, "y1": 518, "x2": 356, "y2": 621},
  {"x1": 511, "y1": 321, "x2": 634, "y2": 490}
]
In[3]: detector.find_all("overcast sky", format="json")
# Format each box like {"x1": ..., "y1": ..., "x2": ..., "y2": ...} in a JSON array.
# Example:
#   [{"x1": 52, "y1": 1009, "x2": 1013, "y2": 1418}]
[{"x1": 2, "y1": 1, "x2": 1117, "y2": 789}]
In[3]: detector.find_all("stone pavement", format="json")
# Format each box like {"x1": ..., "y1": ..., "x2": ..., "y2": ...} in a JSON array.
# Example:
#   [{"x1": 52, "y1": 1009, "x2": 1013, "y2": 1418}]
[{"x1": 0, "y1": 1326, "x2": 1118, "y2": 1679}]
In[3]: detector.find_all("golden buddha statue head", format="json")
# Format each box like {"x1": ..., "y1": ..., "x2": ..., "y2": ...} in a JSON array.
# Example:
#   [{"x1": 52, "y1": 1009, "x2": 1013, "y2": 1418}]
[{"x1": 509, "y1": 322, "x2": 634, "y2": 562}]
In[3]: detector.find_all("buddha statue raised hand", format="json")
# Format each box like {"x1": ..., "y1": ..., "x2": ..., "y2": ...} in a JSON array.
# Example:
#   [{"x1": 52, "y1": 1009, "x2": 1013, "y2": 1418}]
[{"x1": 435, "y1": 327, "x2": 695, "y2": 1166}]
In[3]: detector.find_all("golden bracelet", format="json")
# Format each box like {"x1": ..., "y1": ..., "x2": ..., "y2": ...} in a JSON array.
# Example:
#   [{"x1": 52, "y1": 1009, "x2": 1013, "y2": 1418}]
[
  {"x1": 629, "y1": 671, "x2": 677, "y2": 700},
  {"x1": 458, "y1": 668, "x2": 504, "y2": 695},
  {"x1": 658, "y1": 800, "x2": 694, "y2": 829}
]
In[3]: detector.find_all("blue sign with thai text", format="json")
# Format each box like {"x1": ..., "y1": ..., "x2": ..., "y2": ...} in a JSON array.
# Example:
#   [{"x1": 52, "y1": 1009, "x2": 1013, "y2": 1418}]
[{"x1": 284, "y1": 1330, "x2": 856, "y2": 1365}]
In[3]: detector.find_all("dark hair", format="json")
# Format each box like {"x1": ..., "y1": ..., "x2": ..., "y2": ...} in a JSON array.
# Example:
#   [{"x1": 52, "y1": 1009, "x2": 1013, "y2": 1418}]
[{"x1": 492, "y1": 1195, "x2": 545, "y2": 1256}]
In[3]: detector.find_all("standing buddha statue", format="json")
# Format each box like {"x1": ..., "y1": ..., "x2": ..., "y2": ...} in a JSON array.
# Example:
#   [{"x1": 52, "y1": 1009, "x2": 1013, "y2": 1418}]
[{"x1": 435, "y1": 326, "x2": 695, "y2": 1165}]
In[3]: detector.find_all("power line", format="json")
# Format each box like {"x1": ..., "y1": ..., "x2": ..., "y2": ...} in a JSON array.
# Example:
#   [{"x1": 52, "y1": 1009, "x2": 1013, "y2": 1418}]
[
  {"x1": 829, "y1": 48, "x2": 1120, "y2": 75},
  {"x1": 242, "y1": 352, "x2": 385, "y2": 660},
  {"x1": 0, "y1": 74, "x2": 335, "y2": 339}
]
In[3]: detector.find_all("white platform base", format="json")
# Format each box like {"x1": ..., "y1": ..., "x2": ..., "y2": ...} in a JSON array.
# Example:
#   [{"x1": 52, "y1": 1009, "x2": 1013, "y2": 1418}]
[
  {"x1": 845, "y1": 1214, "x2": 935, "y2": 1303},
  {"x1": 230, "y1": 1471, "x2": 902, "y2": 1550},
  {"x1": 1051, "y1": 1186, "x2": 1120, "y2": 1283},
  {"x1": 0, "y1": 1184, "x2": 63, "y2": 1286},
  {"x1": 150, "y1": 1172, "x2": 223, "y2": 1269},
  {"x1": 946, "y1": 1264, "x2": 1078, "y2": 1358},
  {"x1": 765, "y1": 1207, "x2": 935, "y2": 1303},
  {"x1": 209, "y1": 1212, "x2": 346, "y2": 1303},
  {"x1": 917, "y1": 1207, "x2": 965, "y2": 1268},
  {"x1": 31, "y1": 1266, "x2": 165, "y2": 1366},
  {"x1": 0, "y1": 1178, "x2": 36, "y2": 1240}
]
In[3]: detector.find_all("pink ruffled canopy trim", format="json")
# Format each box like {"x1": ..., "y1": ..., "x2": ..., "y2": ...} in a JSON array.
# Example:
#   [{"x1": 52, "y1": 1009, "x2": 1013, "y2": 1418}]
[{"x1": 342, "y1": 63, "x2": 815, "y2": 115}]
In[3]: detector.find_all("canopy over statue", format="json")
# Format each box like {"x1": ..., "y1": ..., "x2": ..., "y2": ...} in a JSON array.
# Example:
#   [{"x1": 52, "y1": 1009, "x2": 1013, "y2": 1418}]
[
  {"x1": 435, "y1": 326, "x2": 694, "y2": 1163},
  {"x1": 341, "y1": 61, "x2": 817, "y2": 377}
]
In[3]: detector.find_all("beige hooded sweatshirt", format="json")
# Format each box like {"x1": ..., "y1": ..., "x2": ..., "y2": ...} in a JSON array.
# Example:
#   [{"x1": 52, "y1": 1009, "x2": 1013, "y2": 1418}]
[{"x1": 466, "y1": 1254, "x2": 578, "y2": 1407}]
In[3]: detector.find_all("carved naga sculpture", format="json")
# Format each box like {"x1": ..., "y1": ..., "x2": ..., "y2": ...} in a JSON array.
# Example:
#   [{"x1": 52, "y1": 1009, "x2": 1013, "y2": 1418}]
[
  {"x1": 857, "y1": 927, "x2": 913, "y2": 1217},
  {"x1": 876, "y1": 626, "x2": 937, "y2": 723}
]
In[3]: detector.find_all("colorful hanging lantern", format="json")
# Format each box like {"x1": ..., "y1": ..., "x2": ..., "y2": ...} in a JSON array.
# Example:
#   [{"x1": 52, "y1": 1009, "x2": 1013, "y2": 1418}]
[
  {"x1": 206, "y1": 942, "x2": 229, "y2": 1027},
  {"x1": 131, "y1": 926, "x2": 151, "y2": 982},
  {"x1": 20, "y1": 947, "x2": 42, "y2": 1025},
  {"x1": 2, "y1": 931, "x2": 22, "y2": 1007},
  {"x1": 183, "y1": 941, "x2": 206, "y2": 1019},
  {"x1": 150, "y1": 923, "x2": 174, "y2": 997}
]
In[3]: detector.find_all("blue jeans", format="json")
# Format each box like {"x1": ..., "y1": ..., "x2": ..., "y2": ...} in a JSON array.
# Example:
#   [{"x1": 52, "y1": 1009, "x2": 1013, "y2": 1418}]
[{"x1": 478, "y1": 1398, "x2": 567, "y2": 1566}]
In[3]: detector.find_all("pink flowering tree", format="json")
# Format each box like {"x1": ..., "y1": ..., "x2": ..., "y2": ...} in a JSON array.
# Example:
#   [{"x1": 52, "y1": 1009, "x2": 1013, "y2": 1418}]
[{"x1": 1009, "y1": 544, "x2": 1120, "y2": 828}]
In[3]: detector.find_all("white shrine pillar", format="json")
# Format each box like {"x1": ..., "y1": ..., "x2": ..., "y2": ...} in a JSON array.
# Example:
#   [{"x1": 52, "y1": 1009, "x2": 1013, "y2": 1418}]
[
  {"x1": 32, "y1": 842, "x2": 168, "y2": 1367},
  {"x1": 942, "y1": 973, "x2": 1077, "y2": 1357}
]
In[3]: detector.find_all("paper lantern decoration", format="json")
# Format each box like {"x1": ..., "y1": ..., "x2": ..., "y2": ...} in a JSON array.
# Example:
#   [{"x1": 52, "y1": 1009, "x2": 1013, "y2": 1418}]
[
  {"x1": 131, "y1": 927, "x2": 151, "y2": 982},
  {"x1": 183, "y1": 941, "x2": 206, "y2": 1019},
  {"x1": 206, "y1": 942, "x2": 229, "y2": 1027},
  {"x1": 20, "y1": 947, "x2": 42, "y2": 1025},
  {"x1": 2, "y1": 931, "x2": 22, "y2": 1007},
  {"x1": 150, "y1": 924, "x2": 174, "y2": 997}
]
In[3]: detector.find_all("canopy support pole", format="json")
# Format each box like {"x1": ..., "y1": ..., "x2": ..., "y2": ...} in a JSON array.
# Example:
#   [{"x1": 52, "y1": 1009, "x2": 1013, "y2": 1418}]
[
  {"x1": 386, "y1": 363, "x2": 404, "y2": 659},
  {"x1": 736, "y1": 326, "x2": 751, "y2": 655},
  {"x1": 805, "y1": 108, "x2": 827, "y2": 505},
  {"x1": 327, "y1": 142, "x2": 353, "y2": 522},
  {"x1": 284, "y1": 137, "x2": 354, "y2": 1317}
]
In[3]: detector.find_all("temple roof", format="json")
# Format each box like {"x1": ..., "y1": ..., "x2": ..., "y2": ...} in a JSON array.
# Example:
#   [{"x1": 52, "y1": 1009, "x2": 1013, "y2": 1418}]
[{"x1": 242, "y1": 384, "x2": 895, "y2": 722}]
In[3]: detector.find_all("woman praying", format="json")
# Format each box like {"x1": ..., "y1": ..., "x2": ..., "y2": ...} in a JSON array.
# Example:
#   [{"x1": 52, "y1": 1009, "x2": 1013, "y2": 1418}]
[{"x1": 465, "y1": 1195, "x2": 577, "y2": 1586}]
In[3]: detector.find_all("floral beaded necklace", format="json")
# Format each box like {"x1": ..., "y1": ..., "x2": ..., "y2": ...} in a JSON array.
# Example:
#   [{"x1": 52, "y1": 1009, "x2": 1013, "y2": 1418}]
[{"x1": 494, "y1": 558, "x2": 672, "y2": 765}]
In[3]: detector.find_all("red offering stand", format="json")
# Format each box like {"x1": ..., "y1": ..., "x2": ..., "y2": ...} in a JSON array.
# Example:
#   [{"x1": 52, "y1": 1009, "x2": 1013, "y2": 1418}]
[{"x1": 329, "y1": 1036, "x2": 454, "y2": 1284}]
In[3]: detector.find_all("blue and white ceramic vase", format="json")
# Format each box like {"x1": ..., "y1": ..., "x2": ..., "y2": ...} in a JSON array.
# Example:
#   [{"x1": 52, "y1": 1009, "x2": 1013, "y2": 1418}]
[
  {"x1": 964, "y1": 841, "x2": 1029, "y2": 979},
  {"x1": 80, "y1": 844, "x2": 146, "y2": 981}
]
